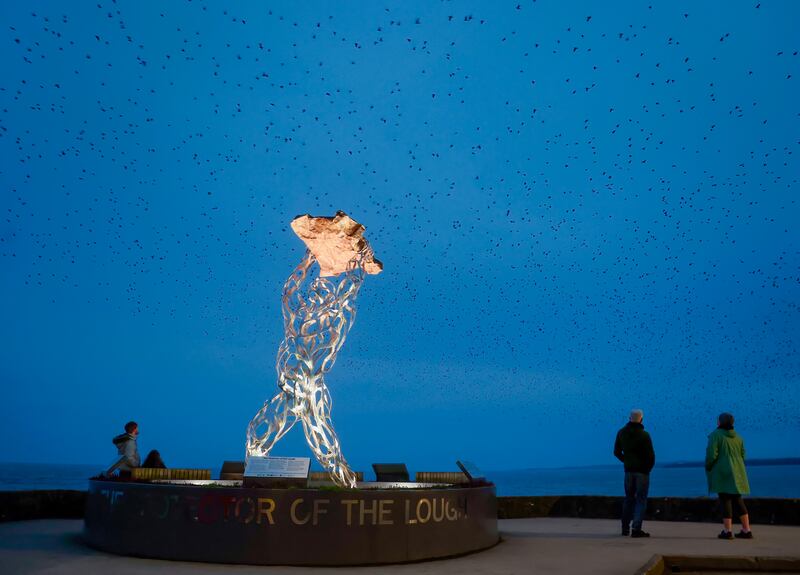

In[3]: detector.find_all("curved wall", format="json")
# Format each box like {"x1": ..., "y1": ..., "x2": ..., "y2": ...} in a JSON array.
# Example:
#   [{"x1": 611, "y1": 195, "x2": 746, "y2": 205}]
[{"x1": 83, "y1": 480, "x2": 499, "y2": 565}]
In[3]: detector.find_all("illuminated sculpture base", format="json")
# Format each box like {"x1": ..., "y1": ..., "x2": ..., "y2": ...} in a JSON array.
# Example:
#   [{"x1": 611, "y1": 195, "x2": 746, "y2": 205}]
[{"x1": 83, "y1": 479, "x2": 498, "y2": 566}]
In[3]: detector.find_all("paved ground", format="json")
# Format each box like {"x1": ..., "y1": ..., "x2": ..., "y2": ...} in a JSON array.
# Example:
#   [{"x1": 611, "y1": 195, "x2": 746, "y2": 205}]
[{"x1": 1, "y1": 518, "x2": 798, "y2": 574}]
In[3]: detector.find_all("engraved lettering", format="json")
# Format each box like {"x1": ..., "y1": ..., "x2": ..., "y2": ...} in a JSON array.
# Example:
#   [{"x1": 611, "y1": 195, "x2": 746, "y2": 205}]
[
  {"x1": 198, "y1": 495, "x2": 220, "y2": 524},
  {"x1": 257, "y1": 497, "x2": 275, "y2": 525},
  {"x1": 110, "y1": 490, "x2": 124, "y2": 507},
  {"x1": 312, "y1": 499, "x2": 329, "y2": 526},
  {"x1": 359, "y1": 499, "x2": 378, "y2": 526},
  {"x1": 236, "y1": 497, "x2": 255, "y2": 524},
  {"x1": 378, "y1": 499, "x2": 393, "y2": 525},
  {"x1": 341, "y1": 499, "x2": 359, "y2": 526},
  {"x1": 445, "y1": 499, "x2": 458, "y2": 521},
  {"x1": 184, "y1": 495, "x2": 200, "y2": 522},
  {"x1": 149, "y1": 494, "x2": 177, "y2": 520},
  {"x1": 432, "y1": 497, "x2": 445, "y2": 522},
  {"x1": 416, "y1": 498, "x2": 432, "y2": 524},
  {"x1": 291, "y1": 498, "x2": 310, "y2": 525},
  {"x1": 222, "y1": 496, "x2": 237, "y2": 521},
  {"x1": 157, "y1": 494, "x2": 170, "y2": 519}
]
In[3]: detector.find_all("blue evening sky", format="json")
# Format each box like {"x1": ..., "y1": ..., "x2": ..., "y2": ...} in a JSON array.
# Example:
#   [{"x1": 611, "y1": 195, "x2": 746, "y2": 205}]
[{"x1": 1, "y1": 1, "x2": 797, "y2": 474}]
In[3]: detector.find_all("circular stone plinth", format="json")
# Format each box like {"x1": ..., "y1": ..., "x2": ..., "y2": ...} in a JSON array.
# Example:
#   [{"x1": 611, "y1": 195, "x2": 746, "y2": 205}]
[{"x1": 83, "y1": 479, "x2": 498, "y2": 566}]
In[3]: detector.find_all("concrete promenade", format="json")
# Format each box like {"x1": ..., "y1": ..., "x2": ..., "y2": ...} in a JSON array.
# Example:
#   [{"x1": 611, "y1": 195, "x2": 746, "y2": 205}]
[{"x1": 1, "y1": 517, "x2": 799, "y2": 574}]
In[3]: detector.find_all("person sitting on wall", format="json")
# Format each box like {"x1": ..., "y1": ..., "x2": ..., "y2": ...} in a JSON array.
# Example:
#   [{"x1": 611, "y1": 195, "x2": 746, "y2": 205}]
[
  {"x1": 106, "y1": 421, "x2": 141, "y2": 478},
  {"x1": 142, "y1": 449, "x2": 166, "y2": 469}
]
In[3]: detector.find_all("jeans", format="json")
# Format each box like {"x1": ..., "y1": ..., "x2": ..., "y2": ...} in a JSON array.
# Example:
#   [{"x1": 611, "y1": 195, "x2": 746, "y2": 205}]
[{"x1": 622, "y1": 472, "x2": 650, "y2": 530}]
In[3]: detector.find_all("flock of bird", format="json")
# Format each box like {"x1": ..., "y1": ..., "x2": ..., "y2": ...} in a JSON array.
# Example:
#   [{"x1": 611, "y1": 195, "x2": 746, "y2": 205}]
[{"x1": 1, "y1": 1, "x2": 797, "y2": 434}]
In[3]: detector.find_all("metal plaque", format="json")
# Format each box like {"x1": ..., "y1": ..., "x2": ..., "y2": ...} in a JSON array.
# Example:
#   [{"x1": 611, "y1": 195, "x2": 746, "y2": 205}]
[{"x1": 245, "y1": 456, "x2": 310, "y2": 478}]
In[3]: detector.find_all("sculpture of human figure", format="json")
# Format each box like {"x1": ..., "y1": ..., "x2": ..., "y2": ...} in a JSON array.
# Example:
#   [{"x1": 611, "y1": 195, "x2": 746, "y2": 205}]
[{"x1": 246, "y1": 212, "x2": 382, "y2": 488}]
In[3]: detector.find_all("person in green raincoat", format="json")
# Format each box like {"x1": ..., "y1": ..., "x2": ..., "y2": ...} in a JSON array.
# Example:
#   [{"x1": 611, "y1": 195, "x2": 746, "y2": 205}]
[{"x1": 705, "y1": 412, "x2": 753, "y2": 539}]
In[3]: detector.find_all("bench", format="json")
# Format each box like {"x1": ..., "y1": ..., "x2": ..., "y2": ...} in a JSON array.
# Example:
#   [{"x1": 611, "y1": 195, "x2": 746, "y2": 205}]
[{"x1": 131, "y1": 468, "x2": 211, "y2": 480}]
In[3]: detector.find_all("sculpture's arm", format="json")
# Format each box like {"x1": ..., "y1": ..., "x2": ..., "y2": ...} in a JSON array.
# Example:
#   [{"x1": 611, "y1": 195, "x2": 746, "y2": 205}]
[
  {"x1": 285, "y1": 243, "x2": 371, "y2": 375},
  {"x1": 336, "y1": 242, "x2": 371, "y2": 302},
  {"x1": 311, "y1": 247, "x2": 372, "y2": 373}
]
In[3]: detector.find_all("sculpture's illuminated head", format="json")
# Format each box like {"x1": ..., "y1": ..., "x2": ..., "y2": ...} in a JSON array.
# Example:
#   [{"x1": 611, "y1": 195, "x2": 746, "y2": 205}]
[{"x1": 290, "y1": 211, "x2": 383, "y2": 277}]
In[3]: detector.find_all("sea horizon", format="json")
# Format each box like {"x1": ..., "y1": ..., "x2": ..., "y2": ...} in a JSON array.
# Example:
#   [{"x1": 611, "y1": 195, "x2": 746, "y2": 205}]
[{"x1": 2, "y1": 461, "x2": 798, "y2": 498}]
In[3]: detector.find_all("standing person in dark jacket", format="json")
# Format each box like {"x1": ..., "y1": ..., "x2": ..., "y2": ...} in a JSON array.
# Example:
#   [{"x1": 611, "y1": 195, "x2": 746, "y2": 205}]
[{"x1": 614, "y1": 409, "x2": 656, "y2": 537}]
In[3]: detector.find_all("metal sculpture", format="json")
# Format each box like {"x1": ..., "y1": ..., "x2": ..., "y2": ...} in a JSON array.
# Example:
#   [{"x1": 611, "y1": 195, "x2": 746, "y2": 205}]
[{"x1": 246, "y1": 212, "x2": 382, "y2": 488}]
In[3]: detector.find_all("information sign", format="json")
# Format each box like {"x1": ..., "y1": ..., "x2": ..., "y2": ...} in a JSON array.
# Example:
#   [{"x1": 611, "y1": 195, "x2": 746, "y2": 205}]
[{"x1": 245, "y1": 456, "x2": 311, "y2": 479}]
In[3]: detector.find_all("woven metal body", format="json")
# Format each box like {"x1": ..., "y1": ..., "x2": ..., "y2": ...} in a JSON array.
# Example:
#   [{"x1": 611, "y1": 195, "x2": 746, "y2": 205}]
[{"x1": 246, "y1": 249, "x2": 371, "y2": 487}]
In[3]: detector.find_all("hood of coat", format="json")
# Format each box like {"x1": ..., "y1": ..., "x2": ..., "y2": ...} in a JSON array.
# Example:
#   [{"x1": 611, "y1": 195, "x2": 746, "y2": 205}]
[
  {"x1": 710, "y1": 428, "x2": 737, "y2": 439},
  {"x1": 625, "y1": 421, "x2": 645, "y2": 430},
  {"x1": 112, "y1": 432, "x2": 135, "y2": 446}
]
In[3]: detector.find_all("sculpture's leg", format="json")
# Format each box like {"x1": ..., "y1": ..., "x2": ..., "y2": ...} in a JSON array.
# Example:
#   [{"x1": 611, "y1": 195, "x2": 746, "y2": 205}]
[
  {"x1": 299, "y1": 376, "x2": 357, "y2": 488},
  {"x1": 246, "y1": 390, "x2": 297, "y2": 456}
]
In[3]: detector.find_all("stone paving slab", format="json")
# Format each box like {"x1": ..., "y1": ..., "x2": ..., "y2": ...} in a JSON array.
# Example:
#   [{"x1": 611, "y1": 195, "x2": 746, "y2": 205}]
[{"x1": 1, "y1": 518, "x2": 798, "y2": 575}]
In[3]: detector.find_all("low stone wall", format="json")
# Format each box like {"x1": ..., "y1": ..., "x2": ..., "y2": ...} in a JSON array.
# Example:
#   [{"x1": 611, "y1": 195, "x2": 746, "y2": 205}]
[
  {"x1": 2, "y1": 490, "x2": 799, "y2": 525},
  {"x1": 0, "y1": 490, "x2": 86, "y2": 522},
  {"x1": 497, "y1": 495, "x2": 800, "y2": 525}
]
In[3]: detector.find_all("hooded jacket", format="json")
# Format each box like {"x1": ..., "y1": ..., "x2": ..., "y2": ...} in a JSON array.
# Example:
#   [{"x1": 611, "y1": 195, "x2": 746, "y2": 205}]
[
  {"x1": 614, "y1": 422, "x2": 656, "y2": 474},
  {"x1": 705, "y1": 428, "x2": 750, "y2": 495},
  {"x1": 112, "y1": 432, "x2": 141, "y2": 470}
]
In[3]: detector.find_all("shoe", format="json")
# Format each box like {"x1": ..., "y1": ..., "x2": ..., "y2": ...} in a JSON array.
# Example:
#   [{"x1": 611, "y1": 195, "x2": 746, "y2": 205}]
[
  {"x1": 735, "y1": 530, "x2": 753, "y2": 539},
  {"x1": 718, "y1": 530, "x2": 734, "y2": 540},
  {"x1": 630, "y1": 529, "x2": 650, "y2": 538},
  {"x1": 621, "y1": 528, "x2": 630, "y2": 536}
]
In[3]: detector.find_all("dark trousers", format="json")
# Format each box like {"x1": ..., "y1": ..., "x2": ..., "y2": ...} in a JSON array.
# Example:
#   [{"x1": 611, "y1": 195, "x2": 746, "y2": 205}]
[
  {"x1": 719, "y1": 492, "x2": 748, "y2": 519},
  {"x1": 622, "y1": 472, "x2": 650, "y2": 530}
]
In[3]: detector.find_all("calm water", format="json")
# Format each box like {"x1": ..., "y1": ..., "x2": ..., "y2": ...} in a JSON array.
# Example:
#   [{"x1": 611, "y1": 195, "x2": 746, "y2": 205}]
[
  {"x1": 489, "y1": 465, "x2": 800, "y2": 498},
  {"x1": 0, "y1": 463, "x2": 106, "y2": 492},
  {"x1": 1, "y1": 462, "x2": 798, "y2": 498}
]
